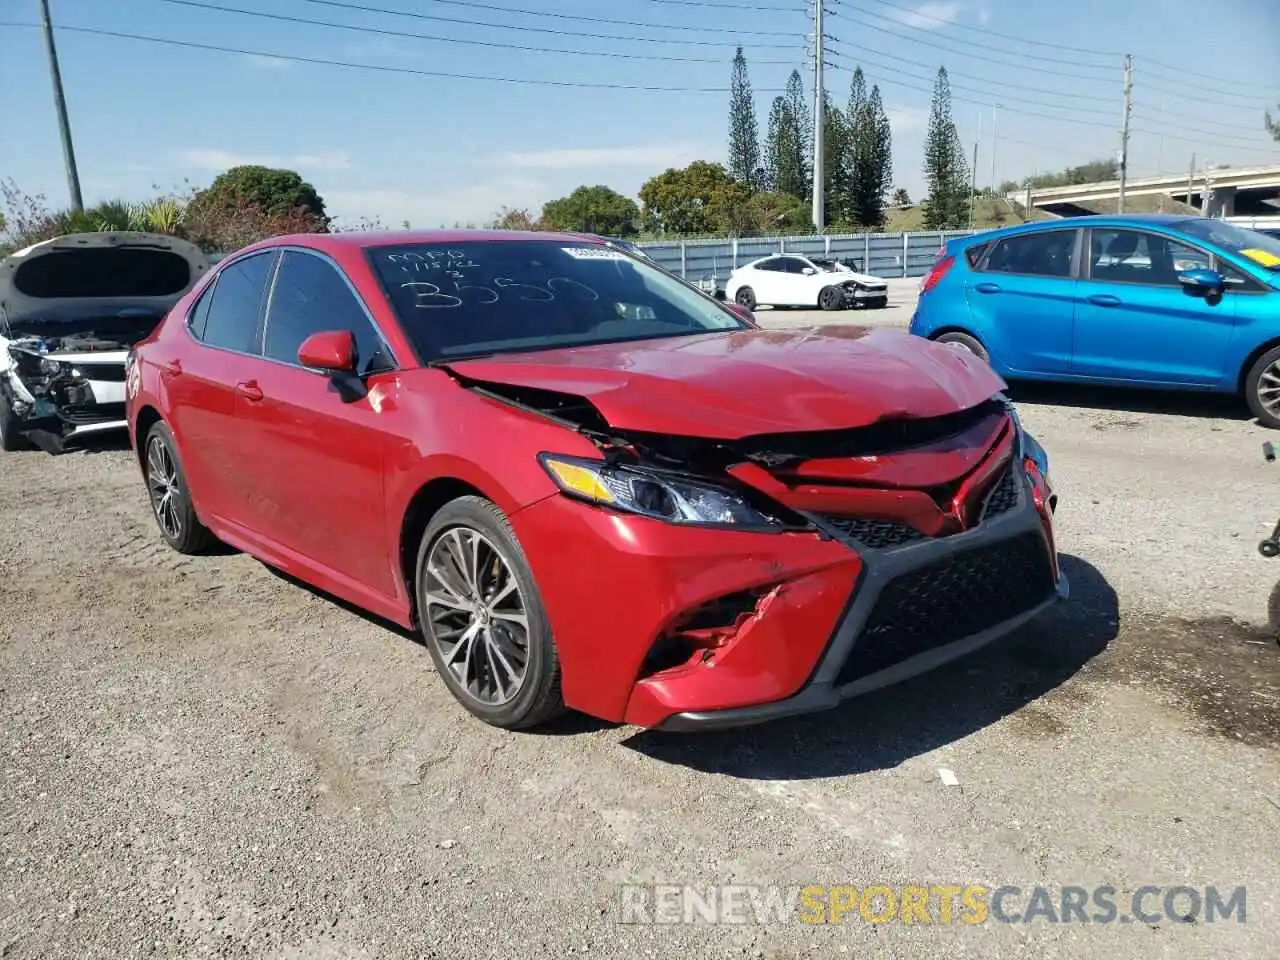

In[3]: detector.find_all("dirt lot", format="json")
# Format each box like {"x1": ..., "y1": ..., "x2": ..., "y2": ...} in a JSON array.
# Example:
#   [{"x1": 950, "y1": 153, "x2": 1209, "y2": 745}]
[{"x1": 2, "y1": 291, "x2": 1278, "y2": 958}]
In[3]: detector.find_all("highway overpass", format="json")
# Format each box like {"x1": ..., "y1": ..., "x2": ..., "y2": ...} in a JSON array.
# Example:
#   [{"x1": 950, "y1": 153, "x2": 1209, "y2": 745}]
[{"x1": 1017, "y1": 164, "x2": 1280, "y2": 218}]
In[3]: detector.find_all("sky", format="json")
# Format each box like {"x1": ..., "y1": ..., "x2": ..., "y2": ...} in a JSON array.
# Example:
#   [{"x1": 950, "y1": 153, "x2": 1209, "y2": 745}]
[{"x1": 1, "y1": 0, "x2": 1278, "y2": 228}]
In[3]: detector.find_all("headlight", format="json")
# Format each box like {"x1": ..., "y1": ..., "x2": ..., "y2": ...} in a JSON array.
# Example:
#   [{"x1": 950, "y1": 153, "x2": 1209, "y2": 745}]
[
  {"x1": 39, "y1": 357, "x2": 62, "y2": 377},
  {"x1": 539, "y1": 454, "x2": 783, "y2": 528}
]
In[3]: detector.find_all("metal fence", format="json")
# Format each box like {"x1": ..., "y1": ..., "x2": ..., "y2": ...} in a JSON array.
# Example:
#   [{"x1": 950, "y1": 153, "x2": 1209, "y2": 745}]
[{"x1": 633, "y1": 230, "x2": 976, "y2": 290}]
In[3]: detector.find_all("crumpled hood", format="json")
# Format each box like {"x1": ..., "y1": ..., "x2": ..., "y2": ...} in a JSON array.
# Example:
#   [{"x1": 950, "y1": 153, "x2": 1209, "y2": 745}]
[{"x1": 442, "y1": 326, "x2": 1006, "y2": 439}]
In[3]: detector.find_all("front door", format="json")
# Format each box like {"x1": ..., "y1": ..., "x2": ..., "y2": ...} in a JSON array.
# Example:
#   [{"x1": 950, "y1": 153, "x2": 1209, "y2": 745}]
[
  {"x1": 232, "y1": 249, "x2": 402, "y2": 599},
  {"x1": 1072, "y1": 228, "x2": 1236, "y2": 385}
]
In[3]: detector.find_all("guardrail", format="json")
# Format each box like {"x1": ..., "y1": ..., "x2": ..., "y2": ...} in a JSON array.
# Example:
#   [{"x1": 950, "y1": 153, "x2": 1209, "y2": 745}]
[{"x1": 633, "y1": 230, "x2": 976, "y2": 290}]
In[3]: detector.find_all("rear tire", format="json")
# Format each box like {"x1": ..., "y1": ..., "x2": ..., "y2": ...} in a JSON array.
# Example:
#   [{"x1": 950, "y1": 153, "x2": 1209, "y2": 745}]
[
  {"x1": 735, "y1": 286, "x2": 756, "y2": 311},
  {"x1": 934, "y1": 331, "x2": 990, "y2": 364},
  {"x1": 0, "y1": 395, "x2": 33, "y2": 452},
  {"x1": 415, "y1": 496, "x2": 565, "y2": 730},
  {"x1": 1244, "y1": 345, "x2": 1280, "y2": 429},
  {"x1": 144, "y1": 421, "x2": 217, "y2": 554}
]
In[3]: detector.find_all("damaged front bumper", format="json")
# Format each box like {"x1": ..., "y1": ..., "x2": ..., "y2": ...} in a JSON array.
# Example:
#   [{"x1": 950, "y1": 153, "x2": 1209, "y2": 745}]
[
  {"x1": 513, "y1": 441, "x2": 1066, "y2": 731},
  {"x1": 1, "y1": 352, "x2": 128, "y2": 452}
]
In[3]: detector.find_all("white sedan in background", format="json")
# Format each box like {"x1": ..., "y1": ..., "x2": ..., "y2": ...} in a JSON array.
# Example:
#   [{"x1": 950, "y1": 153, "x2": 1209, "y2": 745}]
[{"x1": 723, "y1": 254, "x2": 889, "y2": 311}]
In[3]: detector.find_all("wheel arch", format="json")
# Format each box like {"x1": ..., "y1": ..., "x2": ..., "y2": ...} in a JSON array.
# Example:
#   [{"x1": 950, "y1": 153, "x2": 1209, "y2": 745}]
[
  {"x1": 1237, "y1": 337, "x2": 1280, "y2": 396},
  {"x1": 133, "y1": 403, "x2": 164, "y2": 469},
  {"x1": 397, "y1": 476, "x2": 491, "y2": 630}
]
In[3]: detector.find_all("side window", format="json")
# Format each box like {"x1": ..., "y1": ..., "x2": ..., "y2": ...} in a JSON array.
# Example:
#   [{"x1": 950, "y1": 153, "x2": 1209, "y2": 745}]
[
  {"x1": 202, "y1": 252, "x2": 277, "y2": 354},
  {"x1": 263, "y1": 251, "x2": 394, "y2": 375},
  {"x1": 964, "y1": 242, "x2": 990, "y2": 268},
  {"x1": 187, "y1": 280, "x2": 215, "y2": 340},
  {"x1": 754, "y1": 258, "x2": 780, "y2": 272},
  {"x1": 982, "y1": 231, "x2": 1075, "y2": 278},
  {"x1": 1088, "y1": 230, "x2": 1209, "y2": 286},
  {"x1": 782, "y1": 258, "x2": 810, "y2": 274}
]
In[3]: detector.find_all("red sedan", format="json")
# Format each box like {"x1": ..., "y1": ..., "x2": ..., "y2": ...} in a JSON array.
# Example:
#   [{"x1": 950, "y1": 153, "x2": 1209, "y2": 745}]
[{"x1": 125, "y1": 230, "x2": 1066, "y2": 731}]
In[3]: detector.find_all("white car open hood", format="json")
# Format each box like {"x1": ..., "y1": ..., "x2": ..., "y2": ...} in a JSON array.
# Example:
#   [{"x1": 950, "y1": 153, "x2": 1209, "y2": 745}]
[{"x1": 0, "y1": 231, "x2": 210, "y2": 330}]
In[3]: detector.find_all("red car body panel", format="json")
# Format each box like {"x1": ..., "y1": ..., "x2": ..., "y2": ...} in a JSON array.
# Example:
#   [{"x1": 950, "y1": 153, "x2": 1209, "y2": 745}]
[{"x1": 126, "y1": 230, "x2": 1065, "y2": 731}]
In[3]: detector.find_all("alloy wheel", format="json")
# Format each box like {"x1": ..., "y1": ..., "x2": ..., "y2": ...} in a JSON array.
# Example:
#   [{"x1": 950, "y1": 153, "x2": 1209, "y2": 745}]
[
  {"x1": 1258, "y1": 360, "x2": 1280, "y2": 420},
  {"x1": 146, "y1": 435, "x2": 183, "y2": 541},
  {"x1": 423, "y1": 526, "x2": 530, "y2": 706}
]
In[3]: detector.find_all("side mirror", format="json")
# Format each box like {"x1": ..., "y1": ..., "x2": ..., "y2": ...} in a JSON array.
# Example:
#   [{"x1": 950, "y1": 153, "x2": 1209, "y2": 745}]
[
  {"x1": 298, "y1": 329, "x2": 357, "y2": 373},
  {"x1": 726, "y1": 302, "x2": 757, "y2": 326},
  {"x1": 1177, "y1": 268, "x2": 1225, "y2": 295}
]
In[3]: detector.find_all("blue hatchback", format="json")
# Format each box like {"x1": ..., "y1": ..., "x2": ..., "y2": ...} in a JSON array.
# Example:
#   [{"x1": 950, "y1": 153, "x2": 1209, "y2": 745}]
[{"x1": 908, "y1": 215, "x2": 1280, "y2": 425}]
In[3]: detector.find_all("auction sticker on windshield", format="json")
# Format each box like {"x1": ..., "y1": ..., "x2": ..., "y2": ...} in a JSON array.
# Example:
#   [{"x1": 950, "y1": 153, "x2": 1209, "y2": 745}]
[
  {"x1": 1241, "y1": 248, "x2": 1280, "y2": 268},
  {"x1": 562, "y1": 247, "x2": 629, "y2": 260}
]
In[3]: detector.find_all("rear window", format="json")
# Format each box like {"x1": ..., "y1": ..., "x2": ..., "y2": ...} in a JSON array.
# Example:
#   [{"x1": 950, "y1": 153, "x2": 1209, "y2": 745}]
[
  {"x1": 14, "y1": 248, "x2": 192, "y2": 298},
  {"x1": 964, "y1": 242, "x2": 991, "y2": 267}
]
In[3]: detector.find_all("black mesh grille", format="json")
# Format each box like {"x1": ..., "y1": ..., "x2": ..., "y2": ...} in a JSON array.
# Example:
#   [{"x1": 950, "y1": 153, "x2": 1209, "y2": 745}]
[
  {"x1": 817, "y1": 515, "x2": 923, "y2": 550},
  {"x1": 980, "y1": 465, "x2": 1021, "y2": 520},
  {"x1": 835, "y1": 532, "x2": 1054, "y2": 686}
]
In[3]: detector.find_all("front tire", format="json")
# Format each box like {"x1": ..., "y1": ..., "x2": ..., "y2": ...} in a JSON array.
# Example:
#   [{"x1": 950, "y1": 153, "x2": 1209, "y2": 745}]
[
  {"x1": 1245, "y1": 345, "x2": 1280, "y2": 429},
  {"x1": 934, "y1": 331, "x2": 990, "y2": 364},
  {"x1": 144, "y1": 421, "x2": 216, "y2": 554},
  {"x1": 818, "y1": 286, "x2": 845, "y2": 311},
  {"x1": 415, "y1": 496, "x2": 564, "y2": 730},
  {"x1": 0, "y1": 395, "x2": 33, "y2": 452}
]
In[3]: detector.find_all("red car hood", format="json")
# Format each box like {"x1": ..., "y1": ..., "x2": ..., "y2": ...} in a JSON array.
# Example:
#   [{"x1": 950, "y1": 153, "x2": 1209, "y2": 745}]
[{"x1": 442, "y1": 326, "x2": 1005, "y2": 439}]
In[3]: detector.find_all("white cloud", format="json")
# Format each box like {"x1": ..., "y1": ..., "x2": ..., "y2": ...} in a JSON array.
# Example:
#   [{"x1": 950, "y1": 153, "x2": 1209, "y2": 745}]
[
  {"x1": 240, "y1": 53, "x2": 293, "y2": 70},
  {"x1": 887, "y1": 1, "x2": 966, "y2": 29},
  {"x1": 885, "y1": 107, "x2": 929, "y2": 134},
  {"x1": 174, "y1": 148, "x2": 353, "y2": 172},
  {"x1": 495, "y1": 143, "x2": 710, "y2": 171},
  {"x1": 325, "y1": 175, "x2": 551, "y2": 228}
]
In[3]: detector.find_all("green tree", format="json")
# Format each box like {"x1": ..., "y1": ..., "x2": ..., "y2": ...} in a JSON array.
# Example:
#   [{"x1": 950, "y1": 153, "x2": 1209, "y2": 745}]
[
  {"x1": 191, "y1": 165, "x2": 328, "y2": 226},
  {"x1": 846, "y1": 81, "x2": 893, "y2": 229},
  {"x1": 540, "y1": 185, "x2": 639, "y2": 235},
  {"x1": 1267, "y1": 104, "x2": 1279, "y2": 141},
  {"x1": 488, "y1": 206, "x2": 541, "y2": 231},
  {"x1": 921, "y1": 67, "x2": 970, "y2": 230},
  {"x1": 638, "y1": 161, "x2": 751, "y2": 235},
  {"x1": 764, "y1": 71, "x2": 811, "y2": 203},
  {"x1": 820, "y1": 94, "x2": 848, "y2": 226},
  {"x1": 743, "y1": 191, "x2": 812, "y2": 235},
  {"x1": 891, "y1": 187, "x2": 910, "y2": 205},
  {"x1": 727, "y1": 47, "x2": 762, "y2": 189}
]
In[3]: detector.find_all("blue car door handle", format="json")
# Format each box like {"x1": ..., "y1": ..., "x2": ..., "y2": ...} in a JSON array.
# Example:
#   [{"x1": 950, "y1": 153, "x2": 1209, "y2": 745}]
[
  {"x1": 974, "y1": 282, "x2": 1001, "y2": 294},
  {"x1": 1087, "y1": 294, "x2": 1121, "y2": 307}
]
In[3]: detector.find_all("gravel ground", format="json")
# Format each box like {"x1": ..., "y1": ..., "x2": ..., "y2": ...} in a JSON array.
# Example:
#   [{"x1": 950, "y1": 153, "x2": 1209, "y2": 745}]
[{"x1": 1, "y1": 285, "x2": 1278, "y2": 958}]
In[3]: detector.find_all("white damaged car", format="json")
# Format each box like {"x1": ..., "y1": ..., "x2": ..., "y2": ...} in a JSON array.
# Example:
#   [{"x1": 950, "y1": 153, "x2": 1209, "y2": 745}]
[
  {"x1": 724, "y1": 253, "x2": 889, "y2": 311},
  {"x1": 0, "y1": 232, "x2": 209, "y2": 453}
]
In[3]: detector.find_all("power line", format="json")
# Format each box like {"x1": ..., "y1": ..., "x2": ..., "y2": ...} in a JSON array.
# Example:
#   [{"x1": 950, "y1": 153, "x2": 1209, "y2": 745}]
[
  {"x1": 832, "y1": 7, "x2": 1117, "y2": 76},
  {"x1": 302, "y1": 0, "x2": 805, "y2": 39},
  {"x1": 151, "y1": 0, "x2": 802, "y2": 64},
  {"x1": 0, "y1": 21, "x2": 788, "y2": 92},
  {"x1": 1137, "y1": 56, "x2": 1270, "y2": 95},
  {"x1": 845, "y1": 0, "x2": 1120, "y2": 58},
  {"x1": 233, "y1": 0, "x2": 805, "y2": 51},
  {"x1": 1132, "y1": 104, "x2": 1279, "y2": 140}
]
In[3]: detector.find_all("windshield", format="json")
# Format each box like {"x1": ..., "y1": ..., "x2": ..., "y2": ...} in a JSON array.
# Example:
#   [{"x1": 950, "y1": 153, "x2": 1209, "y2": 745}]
[
  {"x1": 1174, "y1": 219, "x2": 1280, "y2": 271},
  {"x1": 367, "y1": 239, "x2": 748, "y2": 361}
]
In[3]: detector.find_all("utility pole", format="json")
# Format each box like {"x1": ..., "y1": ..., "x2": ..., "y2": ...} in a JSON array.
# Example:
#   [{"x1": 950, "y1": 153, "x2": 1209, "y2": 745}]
[
  {"x1": 969, "y1": 140, "x2": 978, "y2": 230},
  {"x1": 1117, "y1": 53, "x2": 1132, "y2": 214},
  {"x1": 1188, "y1": 153, "x2": 1195, "y2": 210},
  {"x1": 39, "y1": 0, "x2": 83, "y2": 212},
  {"x1": 811, "y1": 0, "x2": 825, "y2": 232},
  {"x1": 990, "y1": 104, "x2": 1000, "y2": 191}
]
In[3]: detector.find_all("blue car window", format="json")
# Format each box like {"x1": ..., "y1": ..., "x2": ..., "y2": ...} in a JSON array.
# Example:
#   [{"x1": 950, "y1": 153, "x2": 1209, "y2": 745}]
[{"x1": 984, "y1": 231, "x2": 1075, "y2": 278}]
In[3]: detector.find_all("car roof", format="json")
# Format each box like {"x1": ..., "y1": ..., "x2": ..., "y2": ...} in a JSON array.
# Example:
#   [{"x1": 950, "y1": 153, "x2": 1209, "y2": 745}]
[
  {"x1": 232, "y1": 228, "x2": 604, "y2": 258},
  {"x1": 961, "y1": 213, "x2": 1200, "y2": 246}
]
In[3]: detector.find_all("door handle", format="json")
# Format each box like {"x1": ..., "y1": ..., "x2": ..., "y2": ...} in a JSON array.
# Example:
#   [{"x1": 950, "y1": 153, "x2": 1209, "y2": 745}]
[
  {"x1": 1087, "y1": 294, "x2": 1121, "y2": 307},
  {"x1": 974, "y1": 282, "x2": 1002, "y2": 294},
  {"x1": 235, "y1": 380, "x2": 264, "y2": 402}
]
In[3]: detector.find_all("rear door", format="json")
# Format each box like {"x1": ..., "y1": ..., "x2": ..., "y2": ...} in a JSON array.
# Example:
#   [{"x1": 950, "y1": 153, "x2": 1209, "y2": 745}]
[
  {"x1": 231, "y1": 248, "x2": 402, "y2": 597},
  {"x1": 746, "y1": 257, "x2": 786, "y2": 304},
  {"x1": 965, "y1": 228, "x2": 1080, "y2": 374},
  {"x1": 1072, "y1": 228, "x2": 1236, "y2": 385},
  {"x1": 165, "y1": 250, "x2": 278, "y2": 519}
]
